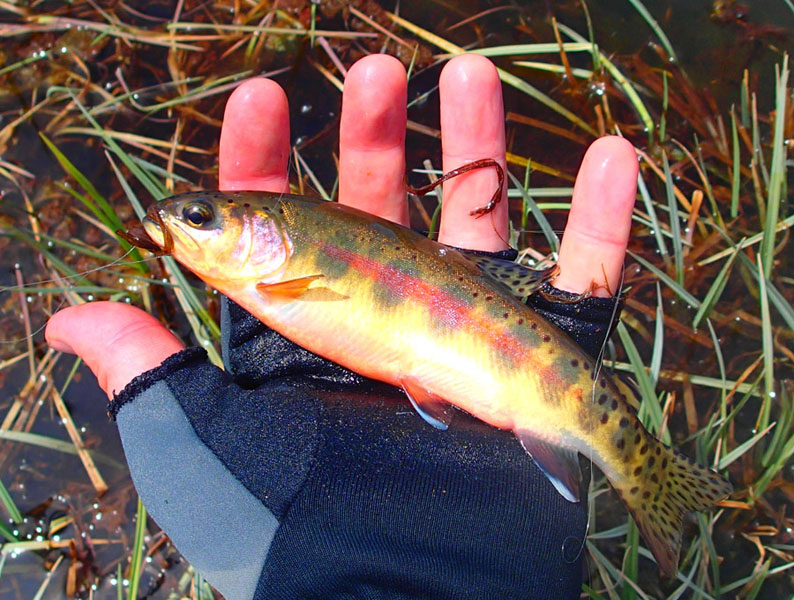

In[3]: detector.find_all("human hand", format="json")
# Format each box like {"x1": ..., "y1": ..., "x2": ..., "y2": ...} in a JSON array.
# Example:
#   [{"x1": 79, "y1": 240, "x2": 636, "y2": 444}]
[
  {"x1": 45, "y1": 54, "x2": 638, "y2": 599},
  {"x1": 45, "y1": 53, "x2": 636, "y2": 397}
]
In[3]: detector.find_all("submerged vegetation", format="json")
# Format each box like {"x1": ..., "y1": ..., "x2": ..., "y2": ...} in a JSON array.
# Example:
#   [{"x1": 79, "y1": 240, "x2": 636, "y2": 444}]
[{"x1": 0, "y1": 0, "x2": 792, "y2": 597}]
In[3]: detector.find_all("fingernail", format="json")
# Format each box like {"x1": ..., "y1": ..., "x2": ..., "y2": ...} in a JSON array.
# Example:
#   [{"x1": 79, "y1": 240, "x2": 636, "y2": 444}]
[{"x1": 48, "y1": 338, "x2": 75, "y2": 354}]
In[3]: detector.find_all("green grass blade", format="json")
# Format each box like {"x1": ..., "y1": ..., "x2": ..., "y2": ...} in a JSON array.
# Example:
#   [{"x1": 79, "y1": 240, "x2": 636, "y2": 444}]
[
  {"x1": 756, "y1": 254, "x2": 775, "y2": 432},
  {"x1": 126, "y1": 497, "x2": 147, "y2": 600},
  {"x1": 730, "y1": 108, "x2": 741, "y2": 218},
  {"x1": 621, "y1": 518, "x2": 639, "y2": 600},
  {"x1": 0, "y1": 522, "x2": 17, "y2": 543},
  {"x1": 0, "y1": 477, "x2": 22, "y2": 523},
  {"x1": 760, "y1": 54, "x2": 789, "y2": 279},
  {"x1": 39, "y1": 133, "x2": 123, "y2": 230},
  {"x1": 762, "y1": 382, "x2": 791, "y2": 467},
  {"x1": 627, "y1": 251, "x2": 699, "y2": 307},
  {"x1": 737, "y1": 253, "x2": 794, "y2": 331},
  {"x1": 692, "y1": 242, "x2": 742, "y2": 329},
  {"x1": 636, "y1": 171, "x2": 669, "y2": 261},
  {"x1": 625, "y1": 0, "x2": 677, "y2": 62},
  {"x1": 717, "y1": 423, "x2": 774, "y2": 470},
  {"x1": 662, "y1": 152, "x2": 684, "y2": 285},
  {"x1": 616, "y1": 322, "x2": 665, "y2": 437},
  {"x1": 649, "y1": 283, "x2": 664, "y2": 385},
  {"x1": 508, "y1": 171, "x2": 559, "y2": 254},
  {"x1": 0, "y1": 430, "x2": 124, "y2": 469}
]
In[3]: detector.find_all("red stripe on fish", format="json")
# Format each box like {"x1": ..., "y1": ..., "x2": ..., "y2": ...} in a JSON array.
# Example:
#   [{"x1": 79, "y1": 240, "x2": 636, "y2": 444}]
[{"x1": 319, "y1": 241, "x2": 565, "y2": 387}]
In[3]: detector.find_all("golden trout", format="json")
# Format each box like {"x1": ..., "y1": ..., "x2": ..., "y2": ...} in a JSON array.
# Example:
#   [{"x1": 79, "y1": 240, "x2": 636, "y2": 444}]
[{"x1": 138, "y1": 190, "x2": 731, "y2": 576}]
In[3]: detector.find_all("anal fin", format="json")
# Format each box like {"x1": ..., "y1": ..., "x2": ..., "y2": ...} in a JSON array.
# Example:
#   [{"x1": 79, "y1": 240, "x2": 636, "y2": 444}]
[
  {"x1": 514, "y1": 430, "x2": 582, "y2": 502},
  {"x1": 400, "y1": 377, "x2": 454, "y2": 430}
]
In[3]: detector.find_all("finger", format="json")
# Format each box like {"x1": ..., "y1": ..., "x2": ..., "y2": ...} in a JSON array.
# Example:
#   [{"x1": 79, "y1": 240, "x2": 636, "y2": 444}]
[
  {"x1": 554, "y1": 136, "x2": 638, "y2": 297},
  {"x1": 219, "y1": 78, "x2": 291, "y2": 193},
  {"x1": 339, "y1": 54, "x2": 408, "y2": 225},
  {"x1": 438, "y1": 54, "x2": 508, "y2": 251},
  {"x1": 45, "y1": 303, "x2": 185, "y2": 399}
]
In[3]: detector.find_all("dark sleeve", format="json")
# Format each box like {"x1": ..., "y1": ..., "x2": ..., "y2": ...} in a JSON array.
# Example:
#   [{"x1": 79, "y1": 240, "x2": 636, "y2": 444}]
[{"x1": 109, "y1": 348, "x2": 321, "y2": 600}]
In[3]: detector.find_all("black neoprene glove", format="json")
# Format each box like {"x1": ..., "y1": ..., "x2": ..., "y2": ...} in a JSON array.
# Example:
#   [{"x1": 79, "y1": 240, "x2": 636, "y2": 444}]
[{"x1": 109, "y1": 248, "x2": 622, "y2": 600}]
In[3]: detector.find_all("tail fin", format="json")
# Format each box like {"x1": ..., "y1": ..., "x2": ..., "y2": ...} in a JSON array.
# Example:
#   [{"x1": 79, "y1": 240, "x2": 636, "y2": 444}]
[{"x1": 616, "y1": 440, "x2": 732, "y2": 577}]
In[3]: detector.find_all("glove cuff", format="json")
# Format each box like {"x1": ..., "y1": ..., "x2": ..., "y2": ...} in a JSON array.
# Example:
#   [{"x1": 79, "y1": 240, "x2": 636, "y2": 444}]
[{"x1": 108, "y1": 347, "x2": 208, "y2": 419}]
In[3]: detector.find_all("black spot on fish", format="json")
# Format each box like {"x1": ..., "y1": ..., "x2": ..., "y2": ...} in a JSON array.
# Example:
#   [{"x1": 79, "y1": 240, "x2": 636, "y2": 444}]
[
  {"x1": 600, "y1": 413, "x2": 608, "y2": 424},
  {"x1": 655, "y1": 447, "x2": 661, "y2": 455},
  {"x1": 616, "y1": 439, "x2": 625, "y2": 450},
  {"x1": 600, "y1": 378, "x2": 607, "y2": 388},
  {"x1": 518, "y1": 318, "x2": 524, "y2": 325},
  {"x1": 458, "y1": 276, "x2": 464, "y2": 282},
  {"x1": 610, "y1": 399, "x2": 618, "y2": 410},
  {"x1": 583, "y1": 362, "x2": 590, "y2": 371},
  {"x1": 630, "y1": 486, "x2": 638, "y2": 494},
  {"x1": 643, "y1": 491, "x2": 650, "y2": 499},
  {"x1": 650, "y1": 474, "x2": 659, "y2": 483},
  {"x1": 634, "y1": 434, "x2": 641, "y2": 444},
  {"x1": 513, "y1": 280, "x2": 521, "y2": 285},
  {"x1": 640, "y1": 444, "x2": 649, "y2": 455},
  {"x1": 598, "y1": 394, "x2": 607, "y2": 405},
  {"x1": 395, "y1": 246, "x2": 401, "y2": 251},
  {"x1": 227, "y1": 199, "x2": 234, "y2": 204},
  {"x1": 503, "y1": 313, "x2": 509, "y2": 319},
  {"x1": 662, "y1": 458, "x2": 668, "y2": 469},
  {"x1": 543, "y1": 335, "x2": 551, "y2": 342},
  {"x1": 485, "y1": 295, "x2": 493, "y2": 301},
  {"x1": 648, "y1": 457, "x2": 655, "y2": 468},
  {"x1": 472, "y1": 292, "x2": 479, "y2": 297},
  {"x1": 243, "y1": 203, "x2": 250, "y2": 208},
  {"x1": 571, "y1": 359, "x2": 579, "y2": 367},
  {"x1": 531, "y1": 322, "x2": 537, "y2": 329},
  {"x1": 634, "y1": 466, "x2": 642, "y2": 476},
  {"x1": 619, "y1": 417, "x2": 629, "y2": 428}
]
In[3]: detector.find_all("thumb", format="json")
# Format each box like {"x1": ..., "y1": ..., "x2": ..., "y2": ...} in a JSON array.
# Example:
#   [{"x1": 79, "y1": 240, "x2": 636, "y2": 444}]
[{"x1": 45, "y1": 302, "x2": 185, "y2": 399}]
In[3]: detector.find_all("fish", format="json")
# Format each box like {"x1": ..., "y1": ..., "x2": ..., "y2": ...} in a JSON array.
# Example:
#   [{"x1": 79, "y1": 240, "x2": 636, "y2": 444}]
[{"x1": 136, "y1": 190, "x2": 732, "y2": 576}]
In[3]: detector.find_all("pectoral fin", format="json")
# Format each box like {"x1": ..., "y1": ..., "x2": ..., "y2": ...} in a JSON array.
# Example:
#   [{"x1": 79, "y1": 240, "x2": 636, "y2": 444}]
[
  {"x1": 514, "y1": 430, "x2": 582, "y2": 502},
  {"x1": 400, "y1": 377, "x2": 454, "y2": 430},
  {"x1": 257, "y1": 275, "x2": 325, "y2": 300}
]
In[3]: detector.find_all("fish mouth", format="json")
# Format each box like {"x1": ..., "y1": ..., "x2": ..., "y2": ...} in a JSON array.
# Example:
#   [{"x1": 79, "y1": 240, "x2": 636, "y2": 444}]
[
  {"x1": 142, "y1": 205, "x2": 172, "y2": 254},
  {"x1": 116, "y1": 205, "x2": 173, "y2": 256}
]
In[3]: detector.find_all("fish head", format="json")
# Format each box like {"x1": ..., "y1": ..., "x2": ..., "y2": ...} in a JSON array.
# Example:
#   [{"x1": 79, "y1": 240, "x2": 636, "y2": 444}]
[{"x1": 143, "y1": 192, "x2": 291, "y2": 285}]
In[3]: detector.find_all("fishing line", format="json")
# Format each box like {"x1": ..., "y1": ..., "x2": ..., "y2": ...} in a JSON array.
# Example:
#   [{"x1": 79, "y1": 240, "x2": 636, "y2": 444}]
[
  {"x1": 0, "y1": 248, "x2": 162, "y2": 293},
  {"x1": 0, "y1": 248, "x2": 164, "y2": 345},
  {"x1": 567, "y1": 262, "x2": 627, "y2": 565}
]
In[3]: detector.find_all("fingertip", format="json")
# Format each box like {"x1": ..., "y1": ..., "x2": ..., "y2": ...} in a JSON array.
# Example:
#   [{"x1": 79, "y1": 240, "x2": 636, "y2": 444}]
[
  {"x1": 439, "y1": 54, "x2": 504, "y2": 154},
  {"x1": 341, "y1": 54, "x2": 407, "y2": 151},
  {"x1": 555, "y1": 136, "x2": 639, "y2": 296},
  {"x1": 437, "y1": 54, "x2": 507, "y2": 251},
  {"x1": 219, "y1": 77, "x2": 290, "y2": 192},
  {"x1": 339, "y1": 55, "x2": 408, "y2": 224}
]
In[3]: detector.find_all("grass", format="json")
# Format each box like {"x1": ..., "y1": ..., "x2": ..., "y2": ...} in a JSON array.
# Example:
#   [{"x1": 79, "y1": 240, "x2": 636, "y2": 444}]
[{"x1": 0, "y1": 0, "x2": 792, "y2": 598}]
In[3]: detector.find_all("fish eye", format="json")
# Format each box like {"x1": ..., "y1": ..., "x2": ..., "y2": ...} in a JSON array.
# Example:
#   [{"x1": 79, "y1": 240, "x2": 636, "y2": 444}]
[{"x1": 182, "y1": 202, "x2": 214, "y2": 228}]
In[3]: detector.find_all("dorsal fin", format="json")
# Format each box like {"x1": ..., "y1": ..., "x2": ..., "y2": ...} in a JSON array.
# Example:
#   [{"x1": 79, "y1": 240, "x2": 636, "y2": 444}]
[{"x1": 461, "y1": 253, "x2": 558, "y2": 301}]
